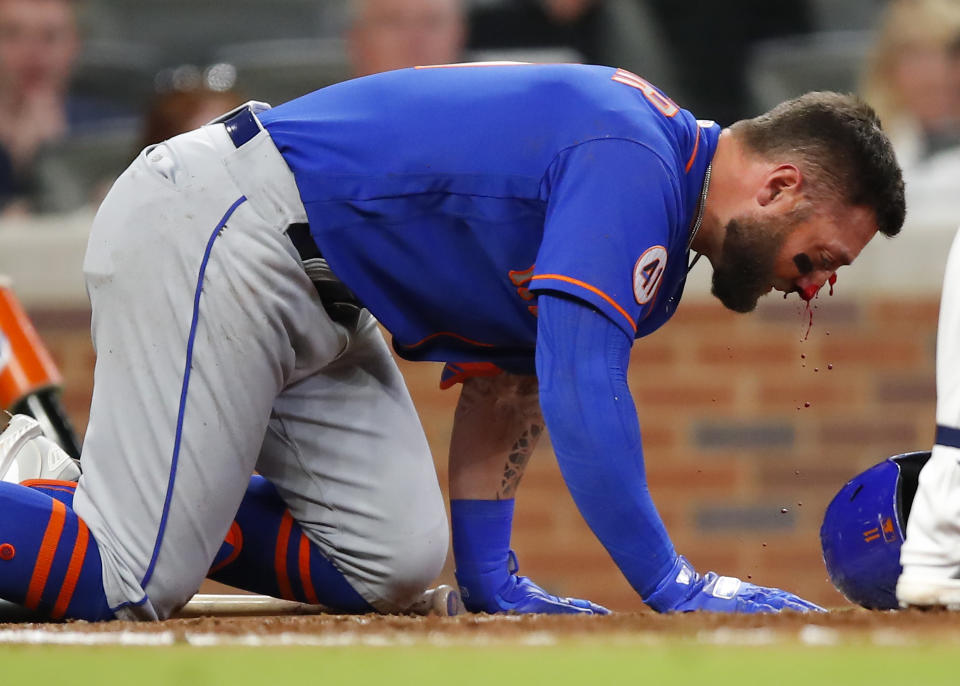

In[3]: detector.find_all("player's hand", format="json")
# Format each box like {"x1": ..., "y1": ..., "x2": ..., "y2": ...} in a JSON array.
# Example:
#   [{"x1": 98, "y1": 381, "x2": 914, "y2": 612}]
[
  {"x1": 458, "y1": 551, "x2": 609, "y2": 615},
  {"x1": 644, "y1": 555, "x2": 825, "y2": 614}
]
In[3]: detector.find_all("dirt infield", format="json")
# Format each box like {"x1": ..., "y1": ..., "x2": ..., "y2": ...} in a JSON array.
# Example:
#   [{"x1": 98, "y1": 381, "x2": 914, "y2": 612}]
[{"x1": 2, "y1": 607, "x2": 959, "y2": 646}]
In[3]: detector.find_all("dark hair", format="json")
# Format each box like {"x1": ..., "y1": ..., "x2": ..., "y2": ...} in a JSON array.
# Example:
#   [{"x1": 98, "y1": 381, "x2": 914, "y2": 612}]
[{"x1": 730, "y1": 92, "x2": 905, "y2": 237}]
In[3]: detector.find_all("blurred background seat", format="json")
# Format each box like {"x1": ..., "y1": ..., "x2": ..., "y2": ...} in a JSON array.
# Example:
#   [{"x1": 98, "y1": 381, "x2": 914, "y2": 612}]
[
  {"x1": 746, "y1": 30, "x2": 875, "y2": 114},
  {"x1": 213, "y1": 38, "x2": 352, "y2": 104},
  {"x1": 30, "y1": 128, "x2": 139, "y2": 215},
  {"x1": 70, "y1": 39, "x2": 163, "y2": 113},
  {"x1": 80, "y1": 0, "x2": 347, "y2": 66},
  {"x1": 806, "y1": 0, "x2": 886, "y2": 31}
]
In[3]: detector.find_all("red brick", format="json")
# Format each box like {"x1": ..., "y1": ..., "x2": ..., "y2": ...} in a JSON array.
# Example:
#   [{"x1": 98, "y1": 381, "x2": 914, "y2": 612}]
[
  {"x1": 669, "y1": 303, "x2": 743, "y2": 327},
  {"x1": 820, "y1": 338, "x2": 925, "y2": 366},
  {"x1": 638, "y1": 425, "x2": 676, "y2": 450},
  {"x1": 818, "y1": 420, "x2": 918, "y2": 446},
  {"x1": 758, "y1": 463, "x2": 865, "y2": 493},
  {"x1": 757, "y1": 380, "x2": 861, "y2": 406},
  {"x1": 676, "y1": 547, "x2": 741, "y2": 576},
  {"x1": 867, "y1": 299, "x2": 940, "y2": 326},
  {"x1": 755, "y1": 300, "x2": 861, "y2": 326},
  {"x1": 874, "y1": 375, "x2": 936, "y2": 404},
  {"x1": 629, "y1": 342, "x2": 677, "y2": 366},
  {"x1": 637, "y1": 384, "x2": 735, "y2": 407},
  {"x1": 646, "y1": 464, "x2": 740, "y2": 492},
  {"x1": 28, "y1": 307, "x2": 92, "y2": 330},
  {"x1": 697, "y1": 342, "x2": 797, "y2": 366}
]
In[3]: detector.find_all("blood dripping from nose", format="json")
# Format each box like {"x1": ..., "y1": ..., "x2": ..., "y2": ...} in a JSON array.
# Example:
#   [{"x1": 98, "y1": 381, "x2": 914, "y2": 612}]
[
  {"x1": 799, "y1": 274, "x2": 837, "y2": 340},
  {"x1": 803, "y1": 301, "x2": 813, "y2": 340},
  {"x1": 799, "y1": 274, "x2": 838, "y2": 302}
]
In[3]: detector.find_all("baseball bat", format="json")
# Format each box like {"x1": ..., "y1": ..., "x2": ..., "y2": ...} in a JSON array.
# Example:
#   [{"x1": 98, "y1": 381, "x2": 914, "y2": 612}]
[{"x1": 176, "y1": 585, "x2": 463, "y2": 617}]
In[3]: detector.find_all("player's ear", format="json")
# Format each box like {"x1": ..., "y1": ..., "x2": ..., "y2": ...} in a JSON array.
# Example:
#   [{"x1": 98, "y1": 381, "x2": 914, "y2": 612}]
[{"x1": 756, "y1": 164, "x2": 801, "y2": 207}]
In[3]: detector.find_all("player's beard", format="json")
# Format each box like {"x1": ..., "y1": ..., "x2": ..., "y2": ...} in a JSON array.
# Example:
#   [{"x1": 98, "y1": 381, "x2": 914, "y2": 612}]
[{"x1": 711, "y1": 213, "x2": 794, "y2": 313}]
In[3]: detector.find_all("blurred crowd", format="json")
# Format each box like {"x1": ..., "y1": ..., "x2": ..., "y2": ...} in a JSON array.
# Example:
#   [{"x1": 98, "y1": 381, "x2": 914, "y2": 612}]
[{"x1": 0, "y1": 0, "x2": 956, "y2": 227}]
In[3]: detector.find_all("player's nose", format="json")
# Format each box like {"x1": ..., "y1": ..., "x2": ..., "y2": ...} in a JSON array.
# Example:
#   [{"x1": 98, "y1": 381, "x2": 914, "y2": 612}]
[
  {"x1": 798, "y1": 266, "x2": 836, "y2": 288},
  {"x1": 795, "y1": 270, "x2": 835, "y2": 300}
]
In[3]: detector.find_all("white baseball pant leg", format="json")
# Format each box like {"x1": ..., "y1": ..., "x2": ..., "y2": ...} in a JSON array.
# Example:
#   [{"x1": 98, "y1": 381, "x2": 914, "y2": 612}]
[{"x1": 900, "y1": 226, "x2": 960, "y2": 578}]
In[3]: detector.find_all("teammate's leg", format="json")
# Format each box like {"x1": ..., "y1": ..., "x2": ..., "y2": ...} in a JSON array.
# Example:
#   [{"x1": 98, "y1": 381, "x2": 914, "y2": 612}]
[{"x1": 898, "y1": 228, "x2": 960, "y2": 605}]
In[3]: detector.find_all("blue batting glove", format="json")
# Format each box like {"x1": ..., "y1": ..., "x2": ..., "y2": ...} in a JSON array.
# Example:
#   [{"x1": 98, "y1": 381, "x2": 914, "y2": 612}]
[
  {"x1": 458, "y1": 551, "x2": 610, "y2": 615},
  {"x1": 644, "y1": 555, "x2": 825, "y2": 614}
]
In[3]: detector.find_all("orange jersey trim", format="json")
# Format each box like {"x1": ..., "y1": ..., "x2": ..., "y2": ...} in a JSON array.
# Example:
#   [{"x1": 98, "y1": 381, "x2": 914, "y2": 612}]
[
  {"x1": 52, "y1": 517, "x2": 90, "y2": 619},
  {"x1": 685, "y1": 123, "x2": 701, "y2": 173},
  {"x1": 298, "y1": 534, "x2": 320, "y2": 605},
  {"x1": 275, "y1": 512, "x2": 295, "y2": 601},
  {"x1": 530, "y1": 274, "x2": 637, "y2": 333},
  {"x1": 20, "y1": 479, "x2": 77, "y2": 490},
  {"x1": 25, "y1": 499, "x2": 67, "y2": 610},
  {"x1": 21, "y1": 479, "x2": 77, "y2": 497},
  {"x1": 399, "y1": 332, "x2": 497, "y2": 350}
]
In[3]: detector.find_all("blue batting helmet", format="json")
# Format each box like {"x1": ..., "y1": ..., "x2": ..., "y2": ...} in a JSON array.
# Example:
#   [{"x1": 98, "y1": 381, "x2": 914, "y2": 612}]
[{"x1": 820, "y1": 451, "x2": 930, "y2": 609}]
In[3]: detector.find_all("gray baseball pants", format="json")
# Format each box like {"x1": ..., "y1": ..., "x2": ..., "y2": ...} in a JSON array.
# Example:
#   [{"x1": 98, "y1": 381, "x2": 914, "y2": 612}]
[{"x1": 73, "y1": 111, "x2": 448, "y2": 620}]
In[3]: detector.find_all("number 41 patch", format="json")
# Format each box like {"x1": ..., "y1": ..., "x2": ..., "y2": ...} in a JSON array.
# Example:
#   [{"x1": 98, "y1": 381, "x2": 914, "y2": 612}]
[{"x1": 633, "y1": 246, "x2": 667, "y2": 305}]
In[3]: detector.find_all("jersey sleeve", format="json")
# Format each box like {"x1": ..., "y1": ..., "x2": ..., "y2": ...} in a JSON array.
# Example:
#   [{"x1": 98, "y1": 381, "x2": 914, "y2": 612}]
[{"x1": 530, "y1": 139, "x2": 681, "y2": 338}]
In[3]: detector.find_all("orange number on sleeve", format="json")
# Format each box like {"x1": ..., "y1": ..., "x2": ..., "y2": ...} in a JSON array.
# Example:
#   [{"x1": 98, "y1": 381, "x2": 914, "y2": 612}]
[{"x1": 611, "y1": 68, "x2": 679, "y2": 118}]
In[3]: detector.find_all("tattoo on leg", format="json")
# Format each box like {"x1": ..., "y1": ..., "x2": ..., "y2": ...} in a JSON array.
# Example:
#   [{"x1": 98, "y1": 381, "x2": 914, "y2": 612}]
[{"x1": 500, "y1": 422, "x2": 544, "y2": 498}]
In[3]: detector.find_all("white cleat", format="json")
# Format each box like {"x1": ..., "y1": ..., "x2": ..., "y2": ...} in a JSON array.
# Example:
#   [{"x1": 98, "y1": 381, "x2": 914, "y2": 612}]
[
  {"x1": 0, "y1": 414, "x2": 80, "y2": 484},
  {"x1": 896, "y1": 574, "x2": 960, "y2": 610}
]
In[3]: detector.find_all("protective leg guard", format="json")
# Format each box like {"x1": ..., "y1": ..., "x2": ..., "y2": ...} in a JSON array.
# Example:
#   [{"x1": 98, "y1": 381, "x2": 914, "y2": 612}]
[
  {"x1": 209, "y1": 476, "x2": 372, "y2": 613},
  {"x1": 0, "y1": 482, "x2": 112, "y2": 620}
]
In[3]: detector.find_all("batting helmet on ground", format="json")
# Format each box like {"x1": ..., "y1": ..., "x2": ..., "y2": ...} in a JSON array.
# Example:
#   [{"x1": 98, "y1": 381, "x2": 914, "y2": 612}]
[{"x1": 820, "y1": 451, "x2": 930, "y2": 609}]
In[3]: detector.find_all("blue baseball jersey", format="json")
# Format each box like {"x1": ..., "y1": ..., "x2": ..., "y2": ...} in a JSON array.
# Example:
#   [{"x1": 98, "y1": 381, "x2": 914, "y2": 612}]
[{"x1": 258, "y1": 63, "x2": 720, "y2": 364}]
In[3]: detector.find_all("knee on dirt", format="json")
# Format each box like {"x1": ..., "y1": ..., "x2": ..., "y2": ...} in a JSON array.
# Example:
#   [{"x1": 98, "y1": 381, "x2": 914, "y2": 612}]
[{"x1": 364, "y1": 520, "x2": 449, "y2": 612}]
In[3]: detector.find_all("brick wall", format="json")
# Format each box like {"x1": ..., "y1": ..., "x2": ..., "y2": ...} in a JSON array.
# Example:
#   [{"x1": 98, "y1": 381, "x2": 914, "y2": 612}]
[{"x1": 29, "y1": 292, "x2": 939, "y2": 611}]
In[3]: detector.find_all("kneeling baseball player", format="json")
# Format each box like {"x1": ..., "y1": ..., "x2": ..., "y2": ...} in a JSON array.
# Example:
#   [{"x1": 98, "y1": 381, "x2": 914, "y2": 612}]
[{"x1": 0, "y1": 63, "x2": 904, "y2": 620}]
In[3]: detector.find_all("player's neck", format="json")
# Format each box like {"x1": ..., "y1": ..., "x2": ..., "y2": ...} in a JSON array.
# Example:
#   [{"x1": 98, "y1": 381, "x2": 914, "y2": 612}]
[
  {"x1": 688, "y1": 135, "x2": 727, "y2": 263},
  {"x1": 690, "y1": 130, "x2": 762, "y2": 266}
]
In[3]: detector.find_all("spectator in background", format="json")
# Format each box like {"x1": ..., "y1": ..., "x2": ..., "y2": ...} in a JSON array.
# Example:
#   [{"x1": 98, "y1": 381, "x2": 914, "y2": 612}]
[
  {"x1": 646, "y1": 0, "x2": 813, "y2": 124},
  {"x1": 346, "y1": 0, "x2": 466, "y2": 77},
  {"x1": 0, "y1": 0, "x2": 80, "y2": 213},
  {"x1": 467, "y1": 1, "x2": 688, "y2": 111},
  {"x1": 468, "y1": 0, "x2": 603, "y2": 64},
  {"x1": 0, "y1": 0, "x2": 130, "y2": 216},
  {"x1": 861, "y1": 0, "x2": 960, "y2": 227},
  {"x1": 861, "y1": 0, "x2": 960, "y2": 164}
]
